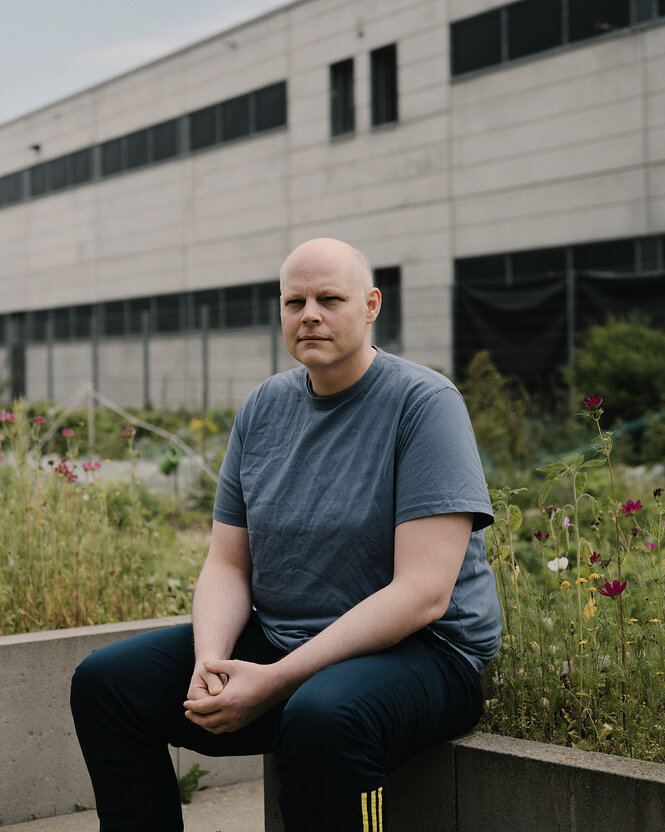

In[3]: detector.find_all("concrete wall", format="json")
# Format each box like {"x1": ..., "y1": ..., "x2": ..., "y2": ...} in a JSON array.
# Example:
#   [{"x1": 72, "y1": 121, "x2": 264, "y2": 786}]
[
  {"x1": 264, "y1": 733, "x2": 665, "y2": 832},
  {"x1": 0, "y1": 617, "x2": 262, "y2": 826}
]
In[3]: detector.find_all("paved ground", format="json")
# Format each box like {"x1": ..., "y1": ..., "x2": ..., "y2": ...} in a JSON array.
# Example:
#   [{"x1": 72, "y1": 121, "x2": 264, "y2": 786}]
[{"x1": 2, "y1": 780, "x2": 264, "y2": 832}]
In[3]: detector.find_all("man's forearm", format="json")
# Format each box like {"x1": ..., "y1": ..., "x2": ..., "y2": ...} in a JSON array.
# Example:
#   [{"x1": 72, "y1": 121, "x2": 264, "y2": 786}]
[{"x1": 192, "y1": 555, "x2": 252, "y2": 661}]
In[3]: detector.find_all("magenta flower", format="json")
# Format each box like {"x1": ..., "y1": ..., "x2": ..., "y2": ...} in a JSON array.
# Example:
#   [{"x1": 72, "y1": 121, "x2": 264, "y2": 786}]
[
  {"x1": 82, "y1": 460, "x2": 102, "y2": 471},
  {"x1": 583, "y1": 394, "x2": 603, "y2": 409},
  {"x1": 597, "y1": 580, "x2": 627, "y2": 597},
  {"x1": 62, "y1": 428, "x2": 74, "y2": 437},
  {"x1": 644, "y1": 542, "x2": 657, "y2": 551},
  {"x1": 0, "y1": 409, "x2": 15, "y2": 422},
  {"x1": 34, "y1": 416, "x2": 46, "y2": 424},
  {"x1": 534, "y1": 531, "x2": 550, "y2": 541},
  {"x1": 621, "y1": 499, "x2": 643, "y2": 516},
  {"x1": 590, "y1": 552, "x2": 600, "y2": 564},
  {"x1": 122, "y1": 427, "x2": 136, "y2": 437}
]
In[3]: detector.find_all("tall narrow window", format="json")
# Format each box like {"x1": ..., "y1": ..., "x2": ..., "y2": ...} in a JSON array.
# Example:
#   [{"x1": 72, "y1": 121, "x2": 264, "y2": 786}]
[
  {"x1": 330, "y1": 58, "x2": 355, "y2": 136},
  {"x1": 48, "y1": 156, "x2": 69, "y2": 191},
  {"x1": 371, "y1": 44, "x2": 398, "y2": 127}
]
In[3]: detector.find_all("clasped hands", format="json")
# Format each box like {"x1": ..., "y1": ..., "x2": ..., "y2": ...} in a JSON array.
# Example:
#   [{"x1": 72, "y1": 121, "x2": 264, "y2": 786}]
[{"x1": 183, "y1": 658, "x2": 284, "y2": 734}]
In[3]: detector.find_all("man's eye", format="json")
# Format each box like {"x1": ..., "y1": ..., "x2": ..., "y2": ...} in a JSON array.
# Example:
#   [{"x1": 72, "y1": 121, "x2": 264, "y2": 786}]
[{"x1": 285, "y1": 299, "x2": 304, "y2": 306}]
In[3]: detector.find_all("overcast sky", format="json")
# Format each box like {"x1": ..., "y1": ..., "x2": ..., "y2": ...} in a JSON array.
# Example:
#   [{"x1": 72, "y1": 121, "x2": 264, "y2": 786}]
[{"x1": 0, "y1": 0, "x2": 285, "y2": 126}]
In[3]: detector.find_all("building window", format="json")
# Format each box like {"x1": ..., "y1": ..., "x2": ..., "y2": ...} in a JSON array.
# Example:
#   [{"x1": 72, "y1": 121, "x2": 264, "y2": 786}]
[
  {"x1": 103, "y1": 301, "x2": 126, "y2": 336},
  {"x1": 371, "y1": 44, "x2": 398, "y2": 127},
  {"x1": 221, "y1": 94, "x2": 251, "y2": 142},
  {"x1": 508, "y1": 0, "x2": 563, "y2": 60},
  {"x1": 224, "y1": 286, "x2": 254, "y2": 328},
  {"x1": 0, "y1": 172, "x2": 23, "y2": 205},
  {"x1": 71, "y1": 149, "x2": 92, "y2": 184},
  {"x1": 47, "y1": 156, "x2": 69, "y2": 191},
  {"x1": 374, "y1": 267, "x2": 401, "y2": 348},
  {"x1": 255, "y1": 82, "x2": 287, "y2": 132},
  {"x1": 126, "y1": 129, "x2": 149, "y2": 169},
  {"x1": 101, "y1": 138, "x2": 123, "y2": 176},
  {"x1": 154, "y1": 294, "x2": 182, "y2": 333},
  {"x1": 189, "y1": 106, "x2": 218, "y2": 151},
  {"x1": 151, "y1": 119, "x2": 179, "y2": 161},
  {"x1": 30, "y1": 163, "x2": 48, "y2": 197},
  {"x1": 455, "y1": 255, "x2": 507, "y2": 285},
  {"x1": 330, "y1": 58, "x2": 355, "y2": 137},
  {"x1": 193, "y1": 289, "x2": 222, "y2": 330},
  {"x1": 128, "y1": 297, "x2": 153, "y2": 334},
  {"x1": 451, "y1": 9, "x2": 502, "y2": 75},
  {"x1": 568, "y1": 0, "x2": 630, "y2": 42}
]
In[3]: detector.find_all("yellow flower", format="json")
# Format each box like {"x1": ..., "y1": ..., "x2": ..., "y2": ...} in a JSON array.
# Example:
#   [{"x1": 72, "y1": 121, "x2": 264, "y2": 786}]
[
  {"x1": 649, "y1": 618, "x2": 661, "y2": 624},
  {"x1": 576, "y1": 577, "x2": 587, "y2": 584},
  {"x1": 629, "y1": 618, "x2": 639, "y2": 623},
  {"x1": 560, "y1": 580, "x2": 571, "y2": 590},
  {"x1": 589, "y1": 573, "x2": 600, "y2": 580},
  {"x1": 579, "y1": 639, "x2": 588, "y2": 645},
  {"x1": 587, "y1": 586, "x2": 597, "y2": 594}
]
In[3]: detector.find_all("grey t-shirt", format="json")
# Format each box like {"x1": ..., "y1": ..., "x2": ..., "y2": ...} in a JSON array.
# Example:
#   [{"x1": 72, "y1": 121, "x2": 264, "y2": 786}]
[{"x1": 214, "y1": 348, "x2": 502, "y2": 673}]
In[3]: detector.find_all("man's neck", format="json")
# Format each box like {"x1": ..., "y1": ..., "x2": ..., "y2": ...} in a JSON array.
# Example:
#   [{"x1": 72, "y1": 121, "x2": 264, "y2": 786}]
[{"x1": 307, "y1": 346, "x2": 377, "y2": 397}]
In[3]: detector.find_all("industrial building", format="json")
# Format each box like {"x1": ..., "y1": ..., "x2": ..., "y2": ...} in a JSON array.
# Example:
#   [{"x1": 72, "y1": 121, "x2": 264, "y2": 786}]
[{"x1": 1, "y1": 0, "x2": 664, "y2": 408}]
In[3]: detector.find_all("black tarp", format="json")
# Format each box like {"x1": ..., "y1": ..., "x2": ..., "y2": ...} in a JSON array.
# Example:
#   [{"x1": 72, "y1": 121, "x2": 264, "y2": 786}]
[{"x1": 454, "y1": 270, "x2": 665, "y2": 390}]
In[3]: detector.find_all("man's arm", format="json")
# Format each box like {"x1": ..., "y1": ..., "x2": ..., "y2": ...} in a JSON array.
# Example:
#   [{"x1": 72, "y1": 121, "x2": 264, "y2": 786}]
[
  {"x1": 184, "y1": 512, "x2": 472, "y2": 733},
  {"x1": 186, "y1": 519, "x2": 253, "y2": 702}
]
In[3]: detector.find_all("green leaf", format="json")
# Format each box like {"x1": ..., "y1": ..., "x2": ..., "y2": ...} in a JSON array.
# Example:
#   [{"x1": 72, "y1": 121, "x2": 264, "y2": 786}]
[
  {"x1": 581, "y1": 458, "x2": 607, "y2": 468},
  {"x1": 537, "y1": 462, "x2": 568, "y2": 473},
  {"x1": 575, "y1": 471, "x2": 587, "y2": 497},
  {"x1": 508, "y1": 504, "x2": 522, "y2": 531}
]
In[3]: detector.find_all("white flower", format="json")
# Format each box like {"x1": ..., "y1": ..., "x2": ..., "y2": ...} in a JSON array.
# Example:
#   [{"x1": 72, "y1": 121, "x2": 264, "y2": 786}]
[{"x1": 547, "y1": 556, "x2": 569, "y2": 571}]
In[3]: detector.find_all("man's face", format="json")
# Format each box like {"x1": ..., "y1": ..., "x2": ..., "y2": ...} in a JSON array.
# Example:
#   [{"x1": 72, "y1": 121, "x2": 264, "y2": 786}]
[{"x1": 280, "y1": 244, "x2": 378, "y2": 378}]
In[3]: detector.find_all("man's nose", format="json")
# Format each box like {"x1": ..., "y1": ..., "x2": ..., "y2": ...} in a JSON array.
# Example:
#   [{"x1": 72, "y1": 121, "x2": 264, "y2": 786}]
[{"x1": 301, "y1": 299, "x2": 321, "y2": 322}]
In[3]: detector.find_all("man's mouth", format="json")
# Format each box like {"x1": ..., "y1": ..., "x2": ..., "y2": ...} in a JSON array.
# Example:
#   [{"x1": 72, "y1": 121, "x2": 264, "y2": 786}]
[{"x1": 298, "y1": 335, "x2": 329, "y2": 341}]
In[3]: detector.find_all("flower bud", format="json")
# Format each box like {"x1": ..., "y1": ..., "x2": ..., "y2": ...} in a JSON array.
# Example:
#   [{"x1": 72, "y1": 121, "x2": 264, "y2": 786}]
[
  {"x1": 541, "y1": 616, "x2": 554, "y2": 632},
  {"x1": 548, "y1": 644, "x2": 557, "y2": 655},
  {"x1": 539, "y1": 698, "x2": 550, "y2": 709},
  {"x1": 529, "y1": 641, "x2": 540, "y2": 653}
]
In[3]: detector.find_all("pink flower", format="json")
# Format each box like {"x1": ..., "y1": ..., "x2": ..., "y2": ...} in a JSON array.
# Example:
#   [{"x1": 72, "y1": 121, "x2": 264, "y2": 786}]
[
  {"x1": 644, "y1": 542, "x2": 657, "y2": 551},
  {"x1": 122, "y1": 427, "x2": 136, "y2": 437},
  {"x1": 621, "y1": 500, "x2": 643, "y2": 516},
  {"x1": 34, "y1": 416, "x2": 46, "y2": 424},
  {"x1": 82, "y1": 460, "x2": 102, "y2": 471},
  {"x1": 597, "y1": 580, "x2": 627, "y2": 597},
  {"x1": 62, "y1": 428, "x2": 74, "y2": 437},
  {"x1": 534, "y1": 531, "x2": 550, "y2": 541},
  {"x1": 583, "y1": 394, "x2": 603, "y2": 409},
  {"x1": 0, "y1": 409, "x2": 15, "y2": 422},
  {"x1": 590, "y1": 552, "x2": 600, "y2": 564},
  {"x1": 563, "y1": 516, "x2": 571, "y2": 529}
]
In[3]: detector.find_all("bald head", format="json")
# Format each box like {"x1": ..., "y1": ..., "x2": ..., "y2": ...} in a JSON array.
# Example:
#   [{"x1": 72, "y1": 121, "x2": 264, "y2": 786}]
[{"x1": 279, "y1": 238, "x2": 373, "y2": 295}]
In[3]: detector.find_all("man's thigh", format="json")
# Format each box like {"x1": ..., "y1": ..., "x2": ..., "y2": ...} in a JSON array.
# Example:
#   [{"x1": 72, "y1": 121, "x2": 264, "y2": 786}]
[{"x1": 278, "y1": 631, "x2": 482, "y2": 773}]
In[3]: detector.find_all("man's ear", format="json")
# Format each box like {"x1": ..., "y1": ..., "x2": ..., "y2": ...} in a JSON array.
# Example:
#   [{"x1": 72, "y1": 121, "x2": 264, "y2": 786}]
[{"x1": 366, "y1": 287, "x2": 382, "y2": 323}]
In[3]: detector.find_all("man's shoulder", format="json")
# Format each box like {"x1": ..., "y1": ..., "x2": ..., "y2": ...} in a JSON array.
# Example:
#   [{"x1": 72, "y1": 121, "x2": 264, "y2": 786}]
[
  {"x1": 238, "y1": 366, "x2": 305, "y2": 415},
  {"x1": 378, "y1": 350, "x2": 458, "y2": 397}
]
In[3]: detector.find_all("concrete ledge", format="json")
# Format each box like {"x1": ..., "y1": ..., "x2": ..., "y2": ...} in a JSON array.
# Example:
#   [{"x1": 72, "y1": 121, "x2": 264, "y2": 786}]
[
  {"x1": 0, "y1": 617, "x2": 261, "y2": 826},
  {"x1": 264, "y1": 732, "x2": 665, "y2": 832}
]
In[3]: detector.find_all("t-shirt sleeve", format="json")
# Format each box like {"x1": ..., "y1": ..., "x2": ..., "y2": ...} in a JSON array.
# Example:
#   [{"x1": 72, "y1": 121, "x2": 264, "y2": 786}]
[
  {"x1": 394, "y1": 387, "x2": 493, "y2": 531},
  {"x1": 213, "y1": 410, "x2": 248, "y2": 527}
]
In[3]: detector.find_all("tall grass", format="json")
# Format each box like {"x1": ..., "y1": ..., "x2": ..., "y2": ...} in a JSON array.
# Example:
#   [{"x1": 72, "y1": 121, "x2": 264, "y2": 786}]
[
  {"x1": 0, "y1": 403, "x2": 206, "y2": 634},
  {"x1": 483, "y1": 396, "x2": 665, "y2": 762}
]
